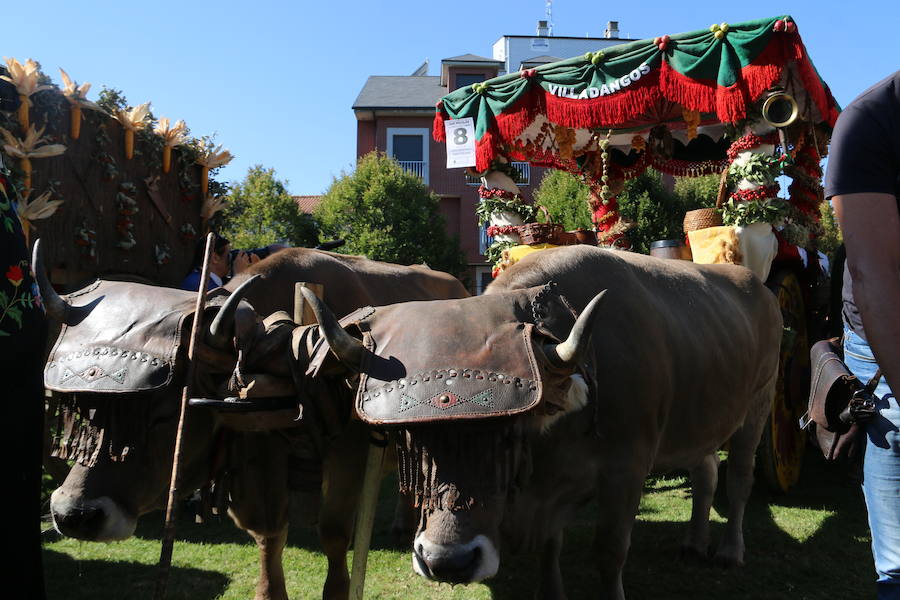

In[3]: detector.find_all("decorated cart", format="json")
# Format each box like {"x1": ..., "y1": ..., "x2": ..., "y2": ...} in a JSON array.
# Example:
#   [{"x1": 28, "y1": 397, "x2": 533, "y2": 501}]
[
  {"x1": 433, "y1": 15, "x2": 840, "y2": 492},
  {"x1": 0, "y1": 58, "x2": 233, "y2": 293}
]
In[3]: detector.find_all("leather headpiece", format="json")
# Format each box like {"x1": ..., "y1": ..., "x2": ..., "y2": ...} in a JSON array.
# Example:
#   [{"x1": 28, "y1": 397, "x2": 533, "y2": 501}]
[
  {"x1": 44, "y1": 280, "x2": 200, "y2": 393},
  {"x1": 338, "y1": 283, "x2": 577, "y2": 425}
]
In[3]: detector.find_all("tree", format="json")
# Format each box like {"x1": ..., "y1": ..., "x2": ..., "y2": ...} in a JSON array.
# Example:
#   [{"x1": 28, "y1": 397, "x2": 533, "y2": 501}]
[
  {"x1": 533, "y1": 168, "x2": 721, "y2": 253},
  {"x1": 533, "y1": 169, "x2": 593, "y2": 231},
  {"x1": 314, "y1": 152, "x2": 465, "y2": 276},
  {"x1": 220, "y1": 165, "x2": 318, "y2": 250}
]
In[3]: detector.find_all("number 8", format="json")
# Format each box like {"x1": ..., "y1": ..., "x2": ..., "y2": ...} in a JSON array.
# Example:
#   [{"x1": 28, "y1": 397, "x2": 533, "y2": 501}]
[{"x1": 453, "y1": 128, "x2": 468, "y2": 145}]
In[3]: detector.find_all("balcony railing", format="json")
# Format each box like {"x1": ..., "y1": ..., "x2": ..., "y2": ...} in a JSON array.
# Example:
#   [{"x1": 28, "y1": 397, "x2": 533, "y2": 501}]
[
  {"x1": 465, "y1": 161, "x2": 531, "y2": 186},
  {"x1": 397, "y1": 160, "x2": 427, "y2": 181}
]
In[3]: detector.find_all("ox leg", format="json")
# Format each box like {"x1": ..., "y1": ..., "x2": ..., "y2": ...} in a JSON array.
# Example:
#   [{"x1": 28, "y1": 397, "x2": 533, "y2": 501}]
[
  {"x1": 714, "y1": 399, "x2": 769, "y2": 567},
  {"x1": 226, "y1": 432, "x2": 291, "y2": 600},
  {"x1": 682, "y1": 453, "x2": 720, "y2": 559},
  {"x1": 537, "y1": 530, "x2": 567, "y2": 600},
  {"x1": 591, "y1": 467, "x2": 646, "y2": 600},
  {"x1": 249, "y1": 527, "x2": 290, "y2": 600},
  {"x1": 319, "y1": 421, "x2": 370, "y2": 600}
]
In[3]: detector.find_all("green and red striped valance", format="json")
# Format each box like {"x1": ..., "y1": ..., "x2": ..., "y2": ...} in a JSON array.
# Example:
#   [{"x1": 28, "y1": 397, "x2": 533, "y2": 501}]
[{"x1": 433, "y1": 16, "x2": 839, "y2": 172}]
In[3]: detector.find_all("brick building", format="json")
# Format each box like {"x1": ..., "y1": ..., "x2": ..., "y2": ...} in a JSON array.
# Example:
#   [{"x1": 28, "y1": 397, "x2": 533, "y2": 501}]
[{"x1": 353, "y1": 20, "x2": 633, "y2": 293}]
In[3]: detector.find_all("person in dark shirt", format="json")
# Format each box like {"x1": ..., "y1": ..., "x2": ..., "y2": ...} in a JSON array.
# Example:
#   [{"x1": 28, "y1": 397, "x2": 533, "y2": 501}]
[
  {"x1": 180, "y1": 233, "x2": 259, "y2": 291},
  {"x1": 825, "y1": 70, "x2": 900, "y2": 599}
]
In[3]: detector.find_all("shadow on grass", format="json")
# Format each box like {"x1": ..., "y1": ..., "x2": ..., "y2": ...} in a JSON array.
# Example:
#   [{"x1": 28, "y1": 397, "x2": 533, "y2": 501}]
[
  {"x1": 478, "y1": 451, "x2": 872, "y2": 600},
  {"x1": 44, "y1": 549, "x2": 229, "y2": 600}
]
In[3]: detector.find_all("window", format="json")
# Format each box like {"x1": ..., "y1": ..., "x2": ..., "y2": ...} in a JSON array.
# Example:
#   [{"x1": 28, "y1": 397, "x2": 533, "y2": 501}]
[
  {"x1": 455, "y1": 73, "x2": 486, "y2": 91},
  {"x1": 479, "y1": 222, "x2": 492, "y2": 255},
  {"x1": 465, "y1": 161, "x2": 531, "y2": 186},
  {"x1": 387, "y1": 128, "x2": 429, "y2": 184},
  {"x1": 474, "y1": 267, "x2": 494, "y2": 295}
]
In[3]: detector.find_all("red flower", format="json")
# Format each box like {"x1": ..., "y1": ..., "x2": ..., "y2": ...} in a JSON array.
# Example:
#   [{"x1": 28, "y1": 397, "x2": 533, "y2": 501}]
[{"x1": 6, "y1": 265, "x2": 24, "y2": 287}]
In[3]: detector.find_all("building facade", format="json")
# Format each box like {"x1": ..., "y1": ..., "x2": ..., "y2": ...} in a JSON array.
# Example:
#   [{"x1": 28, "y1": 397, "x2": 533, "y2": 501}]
[{"x1": 353, "y1": 21, "x2": 632, "y2": 293}]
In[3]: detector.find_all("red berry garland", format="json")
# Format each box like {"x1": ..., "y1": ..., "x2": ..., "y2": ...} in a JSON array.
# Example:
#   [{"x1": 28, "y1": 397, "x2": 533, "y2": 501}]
[
  {"x1": 486, "y1": 225, "x2": 520, "y2": 237},
  {"x1": 726, "y1": 133, "x2": 779, "y2": 161},
  {"x1": 730, "y1": 183, "x2": 781, "y2": 203},
  {"x1": 478, "y1": 185, "x2": 521, "y2": 200}
]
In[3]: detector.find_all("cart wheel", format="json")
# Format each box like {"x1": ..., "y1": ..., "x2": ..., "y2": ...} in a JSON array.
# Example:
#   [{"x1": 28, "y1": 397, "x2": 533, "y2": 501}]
[{"x1": 759, "y1": 269, "x2": 809, "y2": 493}]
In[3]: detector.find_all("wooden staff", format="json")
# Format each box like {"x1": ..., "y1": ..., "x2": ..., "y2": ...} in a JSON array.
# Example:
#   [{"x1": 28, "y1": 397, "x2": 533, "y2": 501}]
[
  {"x1": 349, "y1": 430, "x2": 387, "y2": 600},
  {"x1": 154, "y1": 232, "x2": 215, "y2": 600}
]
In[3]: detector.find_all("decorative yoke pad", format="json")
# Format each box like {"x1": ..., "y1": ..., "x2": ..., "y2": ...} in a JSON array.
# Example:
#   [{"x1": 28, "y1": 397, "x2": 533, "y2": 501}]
[
  {"x1": 45, "y1": 280, "x2": 200, "y2": 393},
  {"x1": 346, "y1": 290, "x2": 559, "y2": 425}
]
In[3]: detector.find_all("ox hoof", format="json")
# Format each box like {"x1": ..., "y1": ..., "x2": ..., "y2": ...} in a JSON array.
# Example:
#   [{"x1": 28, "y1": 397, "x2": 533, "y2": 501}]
[
  {"x1": 712, "y1": 552, "x2": 744, "y2": 569},
  {"x1": 678, "y1": 544, "x2": 710, "y2": 563}
]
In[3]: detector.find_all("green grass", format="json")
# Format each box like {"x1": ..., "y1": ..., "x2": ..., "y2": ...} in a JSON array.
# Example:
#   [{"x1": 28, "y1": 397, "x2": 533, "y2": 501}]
[{"x1": 44, "y1": 451, "x2": 874, "y2": 599}]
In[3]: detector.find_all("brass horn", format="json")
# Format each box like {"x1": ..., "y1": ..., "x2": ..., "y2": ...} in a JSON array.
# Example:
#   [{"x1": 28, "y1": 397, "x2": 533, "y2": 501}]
[{"x1": 761, "y1": 90, "x2": 799, "y2": 128}]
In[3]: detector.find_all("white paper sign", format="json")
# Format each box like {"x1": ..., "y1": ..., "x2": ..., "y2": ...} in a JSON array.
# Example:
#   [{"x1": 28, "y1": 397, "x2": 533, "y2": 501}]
[{"x1": 444, "y1": 117, "x2": 476, "y2": 168}]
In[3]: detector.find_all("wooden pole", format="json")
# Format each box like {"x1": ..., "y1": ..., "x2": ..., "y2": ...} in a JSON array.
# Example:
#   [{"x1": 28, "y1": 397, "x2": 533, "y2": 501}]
[
  {"x1": 154, "y1": 232, "x2": 215, "y2": 600},
  {"x1": 349, "y1": 431, "x2": 387, "y2": 600}
]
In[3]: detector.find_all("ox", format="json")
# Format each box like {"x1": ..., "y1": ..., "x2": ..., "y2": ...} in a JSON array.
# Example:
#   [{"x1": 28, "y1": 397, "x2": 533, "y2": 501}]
[
  {"x1": 302, "y1": 245, "x2": 782, "y2": 600},
  {"x1": 42, "y1": 244, "x2": 468, "y2": 600}
]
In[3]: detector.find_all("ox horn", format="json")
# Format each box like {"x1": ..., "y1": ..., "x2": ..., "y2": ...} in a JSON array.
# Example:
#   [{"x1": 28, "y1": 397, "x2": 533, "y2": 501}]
[
  {"x1": 543, "y1": 290, "x2": 607, "y2": 368},
  {"x1": 31, "y1": 238, "x2": 70, "y2": 322},
  {"x1": 206, "y1": 274, "x2": 262, "y2": 350},
  {"x1": 299, "y1": 286, "x2": 364, "y2": 370}
]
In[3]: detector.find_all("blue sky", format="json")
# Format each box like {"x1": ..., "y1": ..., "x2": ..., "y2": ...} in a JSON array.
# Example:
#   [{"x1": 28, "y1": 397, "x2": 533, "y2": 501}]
[{"x1": 4, "y1": 1, "x2": 898, "y2": 195}]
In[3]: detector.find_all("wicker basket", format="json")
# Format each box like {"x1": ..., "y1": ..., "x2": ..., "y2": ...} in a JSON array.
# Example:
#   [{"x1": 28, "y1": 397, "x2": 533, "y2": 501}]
[
  {"x1": 683, "y1": 208, "x2": 723, "y2": 233},
  {"x1": 518, "y1": 206, "x2": 564, "y2": 245}
]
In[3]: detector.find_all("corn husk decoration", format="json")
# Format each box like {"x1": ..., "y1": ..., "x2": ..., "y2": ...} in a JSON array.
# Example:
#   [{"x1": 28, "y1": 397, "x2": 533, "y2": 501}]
[
  {"x1": 59, "y1": 68, "x2": 100, "y2": 140},
  {"x1": 0, "y1": 58, "x2": 53, "y2": 130},
  {"x1": 201, "y1": 195, "x2": 227, "y2": 221},
  {"x1": 195, "y1": 145, "x2": 233, "y2": 199},
  {"x1": 154, "y1": 118, "x2": 187, "y2": 173},
  {"x1": 0, "y1": 125, "x2": 67, "y2": 193},
  {"x1": 17, "y1": 189, "x2": 64, "y2": 246},
  {"x1": 112, "y1": 102, "x2": 151, "y2": 160}
]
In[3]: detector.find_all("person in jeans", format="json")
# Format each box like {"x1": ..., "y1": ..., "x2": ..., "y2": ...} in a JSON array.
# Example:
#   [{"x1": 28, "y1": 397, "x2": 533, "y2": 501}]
[{"x1": 825, "y1": 70, "x2": 900, "y2": 600}]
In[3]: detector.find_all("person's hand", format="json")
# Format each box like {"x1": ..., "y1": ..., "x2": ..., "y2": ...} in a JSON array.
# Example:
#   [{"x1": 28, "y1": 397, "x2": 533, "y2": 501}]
[{"x1": 232, "y1": 251, "x2": 260, "y2": 274}]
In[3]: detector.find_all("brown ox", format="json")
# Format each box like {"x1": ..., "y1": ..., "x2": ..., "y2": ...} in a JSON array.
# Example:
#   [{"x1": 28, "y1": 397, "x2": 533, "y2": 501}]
[
  {"x1": 304, "y1": 245, "x2": 782, "y2": 600},
  {"x1": 43, "y1": 246, "x2": 468, "y2": 600}
]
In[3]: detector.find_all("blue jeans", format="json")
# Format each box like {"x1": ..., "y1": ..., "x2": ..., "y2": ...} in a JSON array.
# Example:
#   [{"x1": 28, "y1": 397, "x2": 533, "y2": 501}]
[{"x1": 844, "y1": 328, "x2": 900, "y2": 599}]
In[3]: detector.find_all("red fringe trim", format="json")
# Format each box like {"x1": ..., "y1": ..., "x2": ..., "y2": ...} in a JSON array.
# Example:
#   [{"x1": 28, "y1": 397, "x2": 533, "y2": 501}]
[
  {"x1": 544, "y1": 70, "x2": 664, "y2": 129},
  {"x1": 495, "y1": 92, "x2": 542, "y2": 143},
  {"x1": 789, "y1": 34, "x2": 839, "y2": 127}
]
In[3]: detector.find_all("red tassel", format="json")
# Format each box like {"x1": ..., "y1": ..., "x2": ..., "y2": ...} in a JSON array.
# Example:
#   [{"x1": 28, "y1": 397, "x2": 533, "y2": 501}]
[
  {"x1": 475, "y1": 129, "x2": 498, "y2": 172},
  {"x1": 432, "y1": 108, "x2": 447, "y2": 142}
]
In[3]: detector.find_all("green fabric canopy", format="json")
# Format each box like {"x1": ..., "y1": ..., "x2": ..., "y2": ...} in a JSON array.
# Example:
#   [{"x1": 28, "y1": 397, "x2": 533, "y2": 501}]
[{"x1": 433, "y1": 16, "x2": 838, "y2": 172}]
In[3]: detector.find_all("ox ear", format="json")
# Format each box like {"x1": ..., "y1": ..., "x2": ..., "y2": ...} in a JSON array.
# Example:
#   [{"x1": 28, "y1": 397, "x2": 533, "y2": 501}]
[
  {"x1": 299, "y1": 286, "x2": 364, "y2": 372},
  {"x1": 541, "y1": 290, "x2": 606, "y2": 369}
]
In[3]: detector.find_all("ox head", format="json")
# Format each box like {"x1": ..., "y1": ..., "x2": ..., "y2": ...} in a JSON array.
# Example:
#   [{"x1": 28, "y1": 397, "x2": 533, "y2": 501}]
[
  {"x1": 300, "y1": 283, "x2": 604, "y2": 583},
  {"x1": 36, "y1": 241, "x2": 261, "y2": 541}
]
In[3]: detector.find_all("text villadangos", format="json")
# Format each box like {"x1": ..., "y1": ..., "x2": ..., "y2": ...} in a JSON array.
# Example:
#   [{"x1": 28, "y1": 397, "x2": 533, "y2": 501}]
[{"x1": 546, "y1": 62, "x2": 652, "y2": 99}]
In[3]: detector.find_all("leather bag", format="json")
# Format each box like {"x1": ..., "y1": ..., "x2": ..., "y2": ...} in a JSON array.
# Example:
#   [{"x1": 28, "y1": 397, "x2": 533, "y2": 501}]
[{"x1": 801, "y1": 338, "x2": 879, "y2": 460}]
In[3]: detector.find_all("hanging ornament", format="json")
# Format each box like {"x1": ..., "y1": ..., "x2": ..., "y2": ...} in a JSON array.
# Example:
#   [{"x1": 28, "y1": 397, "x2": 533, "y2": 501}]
[
  {"x1": 0, "y1": 58, "x2": 53, "y2": 131},
  {"x1": 112, "y1": 102, "x2": 151, "y2": 160},
  {"x1": 195, "y1": 145, "x2": 233, "y2": 200},
  {"x1": 154, "y1": 117, "x2": 188, "y2": 173},
  {"x1": 59, "y1": 68, "x2": 100, "y2": 140},
  {"x1": 0, "y1": 125, "x2": 66, "y2": 193}
]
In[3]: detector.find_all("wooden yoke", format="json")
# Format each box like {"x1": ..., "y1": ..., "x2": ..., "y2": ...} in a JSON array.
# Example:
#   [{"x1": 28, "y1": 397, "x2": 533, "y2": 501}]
[{"x1": 293, "y1": 282, "x2": 325, "y2": 325}]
